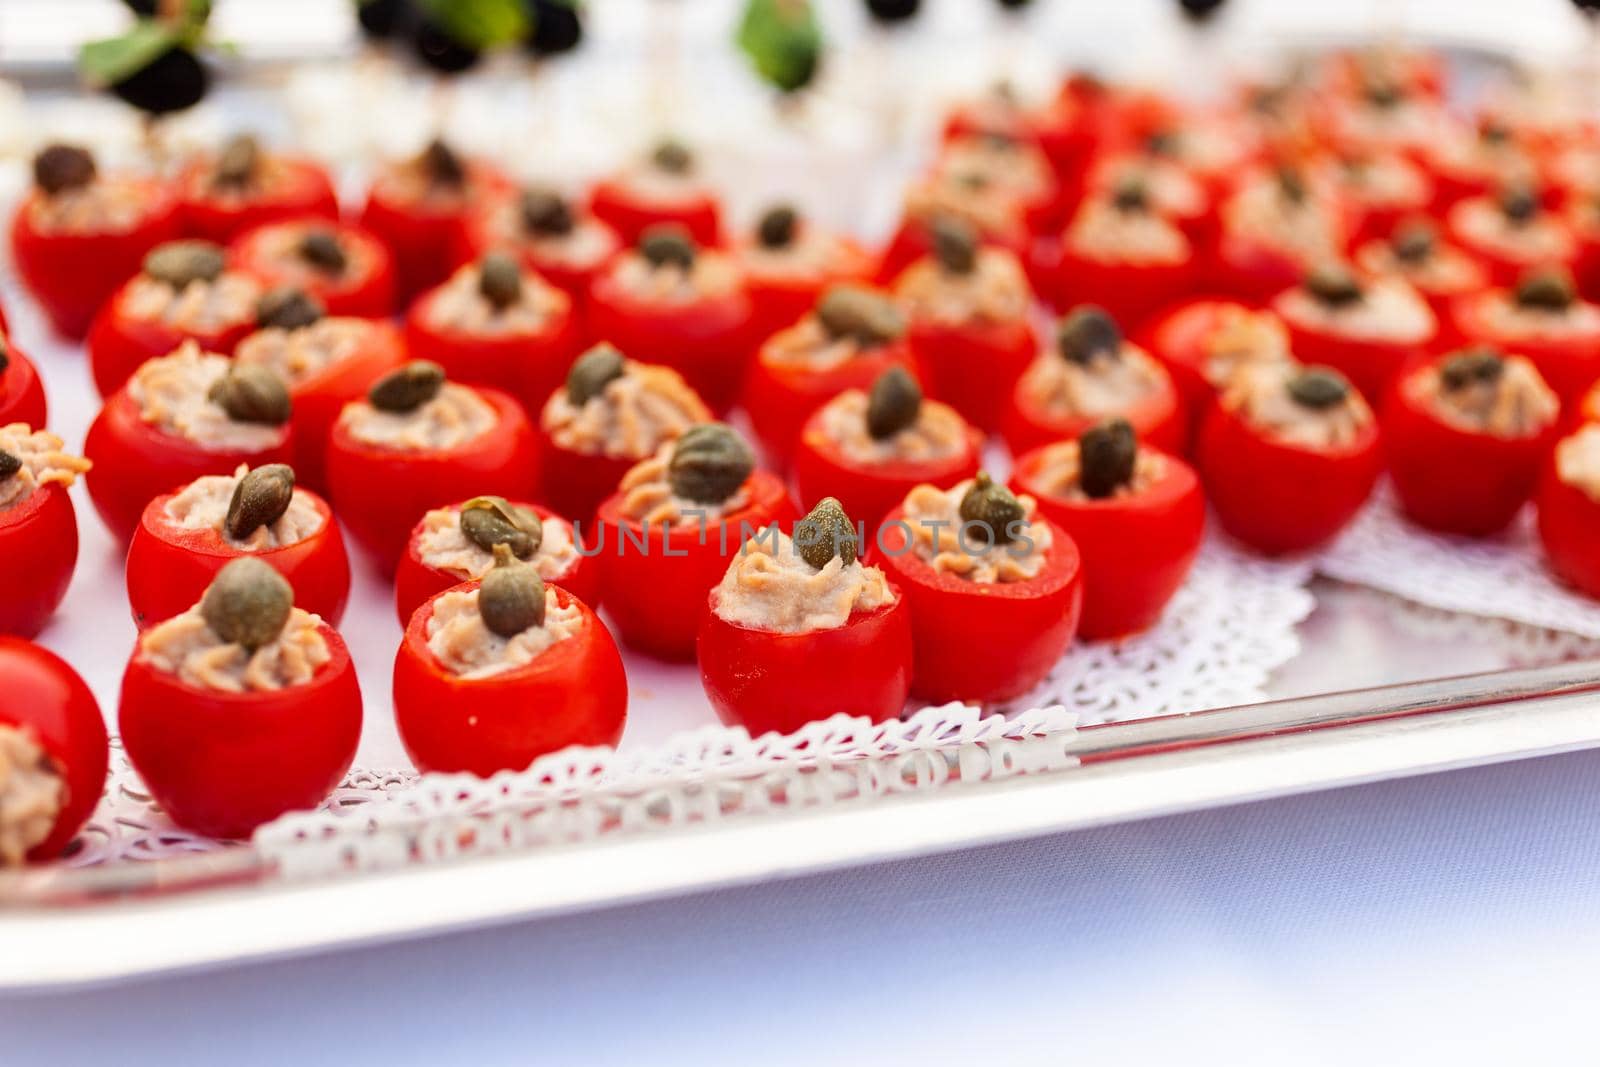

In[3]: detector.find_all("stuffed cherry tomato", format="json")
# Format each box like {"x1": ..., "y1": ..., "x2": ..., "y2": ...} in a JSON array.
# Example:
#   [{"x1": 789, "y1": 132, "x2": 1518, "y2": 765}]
[
  {"x1": 1139, "y1": 299, "x2": 1295, "y2": 435},
  {"x1": 744, "y1": 285, "x2": 920, "y2": 465},
  {"x1": 1004, "y1": 305, "x2": 1185, "y2": 456},
  {"x1": 1318, "y1": 149, "x2": 1434, "y2": 243},
  {"x1": 793, "y1": 366, "x2": 981, "y2": 530},
  {"x1": 1382, "y1": 349, "x2": 1561, "y2": 536},
  {"x1": 0, "y1": 426, "x2": 90, "y2": 638},
  {"x1": 460, "y1": 185, "x2": 621, "y2": 315},
  {"x1": 1537, "y1": 424, "x2": 1600, "y2": 598},
  {"x1": 738, "y1": 204, "x2": 875, "y2": 343},
  {"x1": 1272, "y1": 264, "x2": 1438, "y2": 403},
  {"x1": 127, "y1": 463, "x2": 351, "y2": 628},
  {"x1": 932, "y1": 131, "x2": 1064, "y2": 234},
  {"x1": 0, "y1": 333, "x2": 47, "y2": 429},
  {"x1": 894, "y1": 218, "x2": 1038, "y2": 432},
  {"x1": 699, "y1": 497, "x2": 912, "y2": 735},
  {"x1": 177, "y1": 135, "x2": 338, "y2": 243},
  {"x1": 1421, "y1": 121, "x2": 1539, "y2": 215},
  {"x1": 1451, "y1": 269, "x2": 1600, "y2": 408},
  {"x1": 230, "y1": 218, "x2": 398, "y2": 319},
  {"x1": 587, "y1": 226, "x2": 753, "y2": 414},
  {"x1": 119, "y1": 559, "x2": 362, "y2": 839},
  {"x1": 1213, "y1": 166, "x2": 1350, "y2": 303},
  {"x1": 942, "y1": 79, "x2": 1097, "y2": 194},
  {"x1": 535, "y1": 345, "x2": 711, "y2": 520},
  {"x1": 1354, "y1": 219, "x2": 1488, "y2": 339},
  {"x1": 1197, "y1": 364, "x2": 1382, "y2": 554},
  {"x1": 872, "y1": 475, "x2": 1083, "y2": 704},
  {"x1": 1447, "y1": 188, "x2": 1578, "y2": 288},
  {"x1": 325, "y1": 361, "x2": 538, "y2": 565},
  {"x1": 0, "y1": 638, "x2": 109, "y2": 864},
  {"x1": 1011, "y1": 419, "x2": 1204, "y2": 640},
  {"x1": 1084, "y1": 151, "x2": 1216, "y2": 256},
  {"x1": 587, "y1": 140, "x2": 721, "y2": 247},
  {"x1": 395, "y1": 496, "x2": 598, "y2": 627},
  {"x1": 406, "y1": 252, "x2": 581, "y2": 413},
  {"x1": 10, "y1": 143, "x2": 181, "y2": 339},
  {"x1": 1051, "y1": 179, "x2": 1194, "y2": 328},
  {"x1": 394, "y1": 551, "x2": 626, "y2": 776},
  {"x1": 877, "y1": 170, "x2": 1032, "y2": 284},
  {"x1": 87, "y1": 240, "x2": 264, "y2": 397},
  {"x1": 84, "y1": 345, "x2": 296, "y2": 541},
  {"x1": 597, "y1": 424, "x2": 796, "y2": 661}
]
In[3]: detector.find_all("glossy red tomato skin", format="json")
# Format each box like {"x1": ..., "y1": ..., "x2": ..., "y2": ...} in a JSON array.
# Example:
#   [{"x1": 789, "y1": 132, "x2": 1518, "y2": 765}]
[
  {"x1": 1002, "y1": 351, "x2": 1186, "y2": 456},
  {"x1": 119, "y1": 623, "x2": 362, "y2": 839},
  {"x1": 596, "y1": 470, "x2": 797, "y2": 661},
  {"x1": 86, "y1": 276, "x2": 259, "y2": 397},
  {"x1": 1451, "y1": 291, "x2": 1600, "y2": 410},
  {"x1": 1277, "y1": 298, "x2": 1439, "y2": 407},
  {"x1": 742, "y1": 237, "x2": 876, "y2": 344},
  {"x1": 126, "y1": 485, "x2": 351, "y2": 630},
  {"x1": 1011, "y1": 445, "x2": 1205, "y2": 640},
  {"x1": 1381, "y1": 360, "x2": 1560, "y2": 536},
  {"x1": 358, "y1": 164, "x2": 513, "y2": 302},
  {"x1": 1537, "y1": 446, "x2": 1600, "y2": 598},
  {"x1": 1196, "y1": 400, "x2": 1383, "y2": 554},
  {"x1": 230, "y1": 220, "x2": 399, "y2": 319},
  {"x1": 0, "y1": 339, "x2": 48, "y2": 429},
  {"x1": 743, "y1": 332, "x2": 923, "y2": 467},
  {"x1": 393, "y1": 501, "x2": 599, "y2": 627},
  {"x1": 904, "y1": 309, "x2": 1037, "y2": 434},
  {"x1": 9, "y1": 183, "x2": 183, "y2": 340},
  {"x1": 1139, "y1": 298, "x2": 1253, "y2": 437},
  {"x1": 792, "y1": 412, "x2": 982, "y2": 531},
  {"x1": 393, "y1": 583, "x2": 627, "y2": 776},
  {"x1": 871, "y1": 509, "x2": 1083, "y2": 704},
  {"x1": 534, "y1": 427, "x2": 650, "y2": 523},
  {"x1": 0, "y1": 486, "x2": 79, "y2": 639},
  {"x1": 84, "y1": 390, "x2": 296, "y2": 542},
  {"x1": 0, "y1": 637, "x2": 109, "y2": 860},
  {"x1": 1050, "y1": 242, "x2": 1194, "y2": 330},
  {"x1": 179, "y1": 157, "x2": 339, "y2": 244},
  {"x1": 325, "y1": 386, "x2": 538, "y2": 568},
  {"x1": 586, "y1": 178, "x2": 721, "y2": 248},
  {"x1": 1584, "y1": 382, "x2": 1600, "y2": 426},
  {"x1": 698, "y1": 596, "x2": 912, "y2": 736}
]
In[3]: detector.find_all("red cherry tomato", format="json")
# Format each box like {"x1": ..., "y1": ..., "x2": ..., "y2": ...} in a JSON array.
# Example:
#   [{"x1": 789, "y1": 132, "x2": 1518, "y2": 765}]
[
  {"x1": 740, "y1": 234, "x2": 876, "y2": 344},
  {"x1": 1273, "y1": 285, "x2": 1438, "y2": 404},
  {"x1": 1353, "y1": 236, "x2": 1488, "y2": 338},
  {"x1": 1011, "y1": 443, "x2": 1205, "y2": 640},
  {"x1": 325, "y1": 386, "x2": 538, "y2": 566},
  {"x1": 86, "y1": 270, "x2": 262, "y2": 397},
  {"x1": 1584, "y1": 381, "x2": 1600, "y2": 425},
  {"x1": 0, "y1": 337, "x2": 48, "y2": 429},
  {"x1": 536, "y1": 427, "x2": 657, "y2": 524},
  {"x1": 460, "y1": 193, "x2": 622, "y2": 314},
  {"x1": 1446, "y1": 196, "x2": 1579, "y2": 287},
  {"x1": 178, "y1": 156, "x2": 338, "y2": 244},
  {"x1": 1139, "y1": 298, "x2": 1259, "y2": 435},
  {"x1": 393, "y1": 582, "x2": 627, "y2": 776},
  {"x1": 1083, "y1": 154, "x2": 1218, "y2": 255},
  {"x1": 0, "y1": 484, "x2": 79, "y2": 639},
  {"x1": 1051, "y1": 214, "x2": 1195, "y2": 329},
  {"x1": 587, "y1": 176, "x2": 720, "y2": 247},
  {"x1": 358, "y1": 162, "x2": 513, "y2": 301},
  {"x1": 1003, "y1": 349, "x2": 1186, "y2": 456},
  {"x1": 904, "y1": 313, "x2": 1036, "y2": 435},
  {"x1": 877, "y1": 216, "x2": 1031, "y2": 288},
  {"x1": 596, "y1": 469, "x2": 797, "y2": 661},
  {"x1": 230, "y1": 220, "x2": 399, "y2": 319},
  {"x1": 0, "y1": 638, "x2": 109, "y2": 861},
  {"x1": 698, "y1": 595, "x2": 912, "y2": 737},
  {"x1": 9, "y1": 181, "x2": 182, "y2": 339},
  {"x1": 84, "y1": 389, "x2": 296, "y2": 542},
  {"x1": 126, "y1": 480, "x2": 351, "y2": 629},
  {"x1": 871, "y1": 508, "x2": 1083, "y2": 704},
  {"x1": 394, "y1": 500, "x2": 599, "y2": 627},
  {"x1": 1536, "y1": 433, "x2": 1600, "y2": 599},
  {"x1": 119, "y1": 620, "x2": 362, "y2": 839},
  {"x1": 1450, "y1": 289, "x2": 1600, "y2": 409}
]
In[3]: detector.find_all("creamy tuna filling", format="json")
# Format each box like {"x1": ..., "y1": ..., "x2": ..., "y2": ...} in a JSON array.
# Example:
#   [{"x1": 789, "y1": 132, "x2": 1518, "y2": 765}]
[
  {"x1": 1224, "y1": 181, "x2": 1341, "y2": 265},
  {"x1": 0, "y1": 424, "x2": 91, "y2": 511},
  {"x1": 1358, "y1": 243, "x2": 1481, "y2": 293},
  {"x1": 934, "y1": 136, "x2": 1054, "y2": 204},
  {"x1": 899, "y1": 480, "x2": 1051, "y2": 583},
  {"x1": 713, "y1": 531, "x2": 895, "y2": 634},
  {"x1": 541, "y1": 361, "x2": 709, "y2": 458},
  {"x1": 610, "y1": 251, "x2": 741, "y2": 303},
  {"x1": 1481, "y1": 297, "x2": 1600, "y2": 339},
  {"x1": 120, "y1": 273, "x2": 261, "y2": 333},
  {"x1": 903, "y1": 174, "x2": 1020, "y2": 237},
  {"x1": 0, "y1": 725, "x2": 63, "y2": 866},
  {"x1": 1018, "y1": 344, "x2": 1166, "y2": 420},
  {"x1": 163, "y1": 465, "x2": 325, "y2": 550},
  {"x1": 339, "y1": 383, "x2": 496, "y2": 451},
  {"x1": 1222, "y1": 365, "x2": 1374, "y2": 449},
  {"x1": 28, "y1": 178, "x2": 151, "y2": 234},
  {"x1": 615, "y1": 447, "x2": 752, "y2": 527},
  {"x1": 895, "y1": 248, "x2": 1030, "y2": 326},
  {"x1": 1278, "y1": 279, "x2": 1435, "y2": 342},
  {"x1": 613, "y1": 165, "x2": 709, "y2": 207},
  {"x1": 234, "y1": 318, "x2": 374, "y2": 386},
  {"x1": 1025, "y1": 442, "x2": 1168, "y2": 501},
  {"x1": 416, "y1": 506, "x2": 580, "y2": 581},
  {"x1": 764, "y1": 316, "x2": 882, "y2": 373},
  {"x1": 254, "y1": 225, "x2": 375, "y2": 286},
  {"x1": 490, "y1": 203, "x2": 615, "y2": 268},
  {"x1": 371, "y1": 162, "x2": 469, "y2": 209},
  {"x1": 426, "y1": 587, "x2": 581, "y2": 679},
  {"x1": 742, "y1": 230, "x2": 851, "y2": 280},
  {"x1": 1066, "y1": 201, "x2": 1187, "y2": 264},
  {"x1": 1091, "y1": 158, "x2": 1205, "y2": 217},
  {"x1": 192, "y1": 156, "x2": 298, "y2": 202},
  {"x1": 139, "y1": 606, "x2": 330, "y2": 693},
  {"x1": 421, "y1": 264, "x2": 565, "y2": 335},
  {"x1": 815, "y1": 390, "x2": 968, "y2": 465},
  {"x1": 127, "y1": 344, "x2": 288, "y2": 453},
  {"x1": 1454, "y1": 200, "x2": 1574, "y2": 261},
  {"x1": 1404, "y1": 357, "x2": 1558, "y2": 438},
  {"x1": 1202, "y1": 307, "x2": 1295, "y2": 388},
  {"x1": 1332, "y1": 156, "x2": 1429, "y2": 210},
  {"x1": 1557, "y1": 425, "x2": 1600, "y2": 503}
]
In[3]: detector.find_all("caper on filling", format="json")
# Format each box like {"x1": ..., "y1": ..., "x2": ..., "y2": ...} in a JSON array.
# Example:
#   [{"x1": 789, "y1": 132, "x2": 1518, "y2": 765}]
[
  {"x1": 0, "y1": 424, "x2": 91, "y2": 511},
  {"x1": 1454, "y1": 197, "x2": 1573, "y2": 261},
  {"x1": 339, "y1": 381, "x2": 497, "y2": 452},
  {"x1": 234, "y1": 317, "x2": 372, "y2": 386},
  {"x1": 1222, "y1": 176, "x2": 1341, "y2": 267},
  {"x1": 258, "y1": 223, "x2": 373, "y2": 286},
  {"x1": 126, "y1": 344, "x2": 290, "y2": 453},
  {"x1": 121, "y1": 270, "x2": 262, "y2": 333},
  {"x1": 1556, "y1": 425, "x2": 1600, "y2": 503},
  {"x1": 893, "y1": 245, "x2": 1030, "y2": 326},
  {"x1": 1018, "y1": 341, "x2": 1165, "y2": 420},
  {"x1": 711, "y1": 530, "x2": 895, "y2": 635},
  {"x1": 1066, "y1": 196, "x2": 1187, "y2": 264},
  {"x1": 0, "y1": 725, "x2": 63, "y2": 867},
  {"x1": 1408, "y1": 354, "x2": 1559, "y2": 438},
  {"x1": 417, "y1": 503, "x2": 579, "y2": 582},
  {"x1": 618, "y1": 150, "x2": 705, "y2": 206},
  {"x1": 163, "y1": 464, "x2": 324, "y2": 550},
  {"x1": 613, "y1": 247, "x2": 741, "y2": 303},
  {"x1": 1222, "y1": 364, "x2": 1374, "y2": 450},
  {"x1": 1027, "y1": 439, "x2": 1168, "y2": 502},
  {"x1": 934, "y1": 135, "x2": 1054, "y2": 205},
  {"x1": 1279, "y1": 276, "x2": 1434, "y2": 342},
  {"x1": 425, "y1": 586, "x2": 582, "y2": 680},
  {"x1": 815, "y1": 389, "x2": 967, "y2": 465},
  {"x1": 1200, "y1": 306, "x2": 1295, "y2": 388},
  {"x1": 139, "y1": 603, "x2": 330, "y2": 693},
  {"x1": 615, "y1": 444, "x2": 752, "y2": 527},
  {"x1": 422, "y1": 260, "x2": 564, "y2": 335},
  {"x1": 741, "y1": 225, "x2": 846, "y2": 278},
  {"x1": 903, "y1": 172, "x2": 1022, "y2": 239},
  {"x1": 899, "y1": 480, "x2": 1050, "y2": 584},
  {"x1": 541, "y1": 360, "x2": 710, "y2": 458}
]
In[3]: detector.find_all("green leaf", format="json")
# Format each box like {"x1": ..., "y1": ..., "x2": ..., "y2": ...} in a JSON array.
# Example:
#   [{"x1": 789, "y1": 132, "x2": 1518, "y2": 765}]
[
  {"x1": 417, "y1": 0, "x2": 528, "y2": 49},
  {"x1": 78, "y1": 21, "x2": 182, "y2": 87},
  {"x1": 737, "y1": 0, "x2": 822, "y2": 94}
]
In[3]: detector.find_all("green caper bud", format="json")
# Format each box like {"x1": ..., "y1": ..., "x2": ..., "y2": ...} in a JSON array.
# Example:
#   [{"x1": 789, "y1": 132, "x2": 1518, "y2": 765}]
[
  {"x1": 1144, "y1": 130, "x2": 1178, "y2": 157},
  {"x1": 958, "y1": 473, "x2": 1025, "y2": 545},
  {"x1": 1111, "y1": 178, "x2": 1149, "y2": 213},
  {"x1": 1275, "y1": 166, "x2": 1307, "y2": 205},
  {"x1": 1391, "y1": 221, "x2": 1435, "y2": 264},
  {"x1": 794, "y1": 496, "x2": 857, "y2": 571},
  {"x1": 478, "y1": 544, "x2": 546, "y2": 637},
  {"x1": 1303, "y1": 263, "x2": 1364, "y2": 307},
  {"x1": 865, "y1": 366, "x2": 922, "y2": 440},
  {"x1": 416, "y1": 138, "x2": 465, "y2": 187},
  {"x1": 460, "y1": 496, "x2": 543, "y2": 560},
  {"x1": 1078, "y1": 417, "x2": 1138, "y2": 500},
  {"x1": 478, "y1": 252, "x2": 523, "y2": 310},
  {"x1": 1515, "y1": 268, "x2": 1575, "y2": 312},
  {"x1": 225, "y1": 464, "x2": 296, "y2": 540},
  {"x1": 565, "y1": 345, "x2": 626, "y2": 406},
  {"x1": 1439, "y1": 348, "x2": 1505, "y2": 391},
  {"x1": 208, "y1": 365, "x2": 292, "y2": 426},
  {"x1": 0, "y1": 450, "x2": 20, "y2": 481},
  {"x1": 520, "y1": 187, "x2": 573, "y2": 236},
  {"x1": 930, "y1": 216, "x2": 978, "y2": 275},
  {"x1": 639, "y1": 225, "x2": 696, "y2": 270},
  {"x1": 368, "y1": 360, "x2": 445, "y2": 413},
  {"x1": 1499, "y1": 186, "x2": 1539, "y2": 225},
  {"x1": 756, "y1": 204, "x2": 798, "y2": 249},
  {"x1": 200, "y1": 556, "x2": 294, "y2": 651},
  {"x1": 1286, "y1": 366, "x2": 1351, "y2": 410},
  {"x1": 668, "y1": 423, "x2": 755, "y2": 505},
  {"x1": 32, "y1": 143, "x2": 95, "y2": 195},
  {"x1": 213, "y1": 134, "x2": 260, "y2": 188},
  {"x1": 815, "y1": 285, "x2": 906, "y2": 347},
  {"x1": 1056, "y1": 306, "x2": 1122, "y2": 366},
  {"x1": 143, "y1": 240, "x2": 226, "y2": 288},
  {"x1": 256, "y1": 286, "x2": 325, "y2": 331},
  {"x1": 651, "y1": 139, "x2": 694, "y2": 175},
  {"x1": 297, "y1": 230, "x2": 347, "y2": 274}
]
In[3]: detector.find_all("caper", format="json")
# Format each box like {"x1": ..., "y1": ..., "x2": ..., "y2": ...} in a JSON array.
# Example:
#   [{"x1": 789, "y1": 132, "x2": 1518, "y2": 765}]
[
  {"x1": 416, "y1": 138, "x2": 465, "y2": 187},
  {"x1": 1480, "y1": 121, "x2": 1510, "y2": 146},
  {"x1": 1286, "y1": 366, "x2": 1351, "y2": 410},
  {"x1": 478, "y1": 252, "x2": 523, "y2": 310},
  {"x1": 1303, "y1": 263, "x2": 1364, "y2": 307},
  {"x1": 565, "y1": 344, "x2": 626, "y2": 406},
  {"x1": 200, "y1": 557, "x2": 293, "y2": 651},
  {"x1": 1439, "y1": 347, "x2": 1506, "y2": 391},
  {"x1": 958, "y1": 473, "x2": 1025, "y2": 545},
  {"x1": 256, "y1": 287, "x2": 325, "y2": 331},
  {"x1": 0, "y1": 450, "x2": 19, "y2": 481},
  {"x1": 297, "y1": 230, "x2": 347, "y2": 274},
  {"x1": 651, "y1": 139, "x2": 693, "y2": 175},
  {"x1": 143, "y1": 241, "x2": 226, "y2": 289},
  {"x1": 1078, "y1": 417, "x2": 1137, "y2": 500},
  {"x1": 1364, "y1": 80, "x2": 1402, "y2": 110},
  {"x1": 1144, "y1": 130, "x2": 1178, "y2": 157},
  {"x1": 520, "y1": 187, "x2": 573, "y2": 236},
  {"x1": 1111, "y1": 177, "x2": 1149, "y2": 213},
  {"x1": 639, "y1": 225, "x2": 696, "y2": 270},
  {"x1": 930, "y1": 216, "x2": 978, "y2": 275},
  {"x1": 1499, "y1": 186, "x2": 1540, "y2": 226},
  {"x1": 1391, "y1": 221, "x2": 1435, "y2": 264},
  {"x1": 208, "y1": 365, "x2": 292, "y2": 425},
  {"x1": 368, "y1": 360, "x2": 445, "y2": 413},
  {"x1": 794, "y1": 496, "x2": 857, "y2": 571},
  {"x1": 1275, "y1": 166, "x2": 1307, "y2": 205},
  {"x1": 756, "y1": 204, "x2": 798, "y2": 249},
  {"x1": 478, "y1": 544, "x2": 546, "y2": 637},
  {"x1": 668, "y1": 423, "x2": 755, "y2": 505},
  {"x1": 1515, "y1": 268, "x2": 1575, "y2": 311},
  {"x1": 224, "y1": 464, "x2": 296, "y2": 540},
  {"x1": 460, "y1": 496, "x2": 542, "y2": 559},
  {"x1": 213, "y1": 134, "x2": 260, "y2": 188},
  {"x1": 864, "y1": 366, "x2": 922, "y2": 440},
  {"x1": 815, "y1": 285, "x2": 906, "y2": 347},
  {"x1": 1056, "y1": 306, "x2": 1122, "y2": 366},
  {"x1": 32, "y1": 144, "x2": 95, "y2": 196}
]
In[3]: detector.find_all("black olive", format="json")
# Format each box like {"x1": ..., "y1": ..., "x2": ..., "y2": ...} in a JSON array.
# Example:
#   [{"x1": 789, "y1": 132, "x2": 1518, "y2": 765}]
[
  {"x1": 526, "y1": 0, "x2": 583, "y2": 57},
  {"x1": 864, "y1": 0, "x2": 921, "y2": 24},
  {"x1": 756, "y1": 204, "x2": 799, "y2": 249},
  {"x1": 1078, "y1": 418, "x2": 1138, "y2": 500},
  {"x1": 32, "y1": 144, "x2": 95, "y2": 195},
  {"x1": 111, "y1": 46, "x2": 209, "y2": 115},
  {"x1": 1286, "y1": 367, "x2": 1351, "y2": 410},
  {"x1": 1056, "y1": 306, "x2": 1122, "y2": 366},
  {"x1": 412, "y1": 17, "x2": 481, "y2": 74},
  {"x1": 357, "y1": 0, "x2": 413, "y2": 40}
]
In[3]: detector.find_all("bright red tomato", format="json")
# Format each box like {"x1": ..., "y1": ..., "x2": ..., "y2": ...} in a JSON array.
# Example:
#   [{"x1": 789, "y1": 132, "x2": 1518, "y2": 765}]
[
  {"x1": 1273, "y1": 283, "x2": 1439, "y2": 404},
  {"x1": 587, "y1": 176, "x2": 721, "y2": 247},
  {"x1": 1003, "y1": 349, "x2": 1186, "y2": 456},
  {"x1": 1537, "y1": 431, "x2": 1600, "y2": 599},
  {"x1": 1050, "y1": 209, "x2": 1195, "y2": 328},
  {"x1": 740, "y1": 233, "x2": 876, "y2": 344},
  {"x1": 178, "y1": 157, "x2": 338, "y2": 243},
  {"x1": 0, "y1": 337, "x2": 48, "y2": 429},
  {"x1": 0, "y1": 484, "x2": 79, "y2": 639},
  {"x1": 1450, "y1": 288, "x2": 1600, "y2": 410},
  {"x1": 358, "y1": 161, "x2": 513, "y2": 301},
  {"x1": 86, "y1": 267, "x2": 262, "y2": 397},
  {"x1": 904, "y1": 313, "x2": 1036, "y2": 435},
  {"x1": 1139, "y1": 298, "x2": 1262, "y2": 435},
  {"x1": 230, "y1": 219, "x2": 399, "y2": 319}
]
